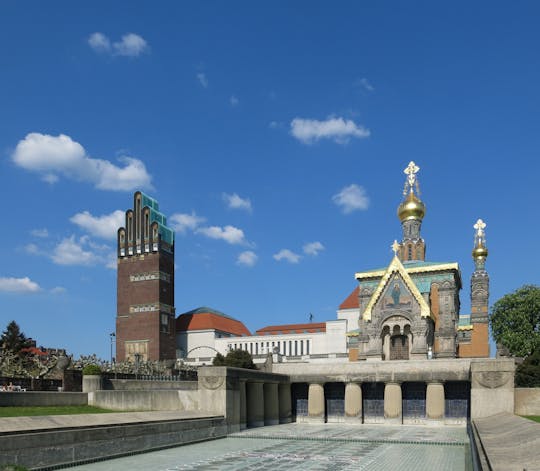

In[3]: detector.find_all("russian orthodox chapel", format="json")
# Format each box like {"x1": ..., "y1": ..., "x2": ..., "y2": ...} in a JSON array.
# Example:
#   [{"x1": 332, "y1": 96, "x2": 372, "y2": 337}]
[{"x1": 345, "y1": 162, "x2": 490, "y2": 361}]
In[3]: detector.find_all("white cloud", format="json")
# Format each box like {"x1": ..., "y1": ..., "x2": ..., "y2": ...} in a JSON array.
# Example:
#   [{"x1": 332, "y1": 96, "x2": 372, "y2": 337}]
[
  {"x1": 169, "y1": 212, "x2": 206, "y2": 234},
  {"x1": 222, "y1": 193, "x2": 252, "y2": 212},
  {"x1": 24, "y1": 243, "x2": 40, "y2": 255},
  {"x1": 88, "y1": 32, "x2": 148, "y2": 57},
  {"x1": 31, "y1": 228, "x2": 48, "y2": 238},
  {"x1": 0, "y1": 277, "x2": 41, "y2": 293},
  {"x1": 197, "y1": 72, "x2": 208, "y2": 88},
  {"x1": 237, "y1": 251, "x2": 257, "y2": 267},
  {"x1": 303, "y1": 241, "x2": 325, "y2": 256},
  {"x1": 12, "y1": 133, "x2": 152, "y2": 191},
  {"x1": 51, "y1": 236, "x2": 99, "y2": 266},
  {"x1": 333, "y1": 184, "x2": 370, "y2": 213},
  {"x1": 197, "y1": 225, "x2": 246, "y2": 245},
  {"x1": 88, "y1": 32, "x2": 111, "y2": 53},
  {"x1": 273, "y1": 249, "x2": 301, "y2": 264},
  {"x1": 230, "y1": 95, "x2": 239, "y2": 106},
  {"x1": 290, "y1": 116, "x2": 370, "y2": 145},
  {"x1": 70, "y1": 210, "x2": 124, "y2": 240},
  {"x1": 50, "y1": 286, "x2": 66, "y2": 295},
  {"x1": 356, "y1": 77, "x2": 374, "y2": 92},
  {"x1": 269, "y1": 121, "x2": 283, "y2": 129},
  {"x1": 113, "y1": 33, "x2": 148, "y2": 57}
]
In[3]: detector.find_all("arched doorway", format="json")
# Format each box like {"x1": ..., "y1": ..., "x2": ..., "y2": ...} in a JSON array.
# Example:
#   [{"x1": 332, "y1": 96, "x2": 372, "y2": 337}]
[{"x1": 390, "y1": 327, "x2": 409, "y2": 360}]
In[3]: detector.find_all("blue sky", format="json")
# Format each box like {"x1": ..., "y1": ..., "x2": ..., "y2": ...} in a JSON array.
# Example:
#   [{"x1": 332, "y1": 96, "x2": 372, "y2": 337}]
[{"x1": 1, "y1": 1, "x2": 539, "y2": 359}]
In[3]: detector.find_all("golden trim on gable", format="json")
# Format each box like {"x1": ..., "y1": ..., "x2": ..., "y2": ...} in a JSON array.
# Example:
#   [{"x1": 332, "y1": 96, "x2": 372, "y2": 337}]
[
  {"x1": 355, "y1": 262, "x2": 460, "y2": 280},
  {"x1": 362, "y1": 256, "x2": 432, "y2": 322}
]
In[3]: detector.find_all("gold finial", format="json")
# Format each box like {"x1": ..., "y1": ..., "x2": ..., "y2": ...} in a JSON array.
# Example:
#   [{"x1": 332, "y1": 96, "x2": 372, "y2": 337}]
[
  {"x1": 391, "y1": 240, "x2": 400, "y2": 256},
  {"x1": 472, "y1": 218, "x2": 488, "y2": 263},
  {"x1": 403, "y1": 161, "x2": 421, "y2": 197}
]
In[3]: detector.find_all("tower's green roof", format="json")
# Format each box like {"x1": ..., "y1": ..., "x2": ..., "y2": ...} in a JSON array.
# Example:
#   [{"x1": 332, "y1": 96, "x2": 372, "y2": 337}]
[{"x1": 141, "y1": 192, "x2": 174, "y2": 245}]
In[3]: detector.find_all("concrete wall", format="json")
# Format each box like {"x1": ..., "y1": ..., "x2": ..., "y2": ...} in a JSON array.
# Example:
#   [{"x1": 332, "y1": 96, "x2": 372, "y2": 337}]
[
  {"x1": 515, "y1": 388, "x2": 540, "y2": 416},
  {"x1": 0, "y1": 392, "x2": 87, "y2": 407},
  {"x1": 272, "y1": 358, "x2": 472, "y2": 383},
  {"x1": 0, "y1": 416, "x2": 226, "y2": 470},
  {"x1": 470, "y1": 359, "x2": 515, "y2": 419},
  {"x1": 88, "y1": 390, "x2": 199, "y2": 411},
  {"x1": 106, "y1": 379, "x2": 197, "y2": 391}
]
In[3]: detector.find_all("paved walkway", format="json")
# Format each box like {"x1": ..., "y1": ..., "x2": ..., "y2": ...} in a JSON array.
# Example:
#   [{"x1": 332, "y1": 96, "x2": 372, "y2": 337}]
[
  {"x1": 474, "y1": 413, "x2": 540, "y2": 471},
  {"x1": 0, "y1": 410, "x2": 218, "y2": 434}
]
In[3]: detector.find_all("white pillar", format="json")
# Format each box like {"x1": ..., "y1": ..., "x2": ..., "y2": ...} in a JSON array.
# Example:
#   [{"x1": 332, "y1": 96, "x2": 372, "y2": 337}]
[
  {"x1": 426, "y1": 382, "x2": 445, "y2": 423},
  {"x1": 344, "y1": 382, "x2": 362, "y2": 423},
  {"x1": 384, "y1": 382, "x2": 402, "y2": 424},
  {"x1": 307, "y1": 383, "x2": 325, "y2": 423}
]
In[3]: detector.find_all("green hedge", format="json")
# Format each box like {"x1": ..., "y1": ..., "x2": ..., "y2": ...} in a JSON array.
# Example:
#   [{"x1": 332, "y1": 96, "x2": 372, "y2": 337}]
[{"x1": 82, "y1": 364, "x2": 102, "y2": 375}]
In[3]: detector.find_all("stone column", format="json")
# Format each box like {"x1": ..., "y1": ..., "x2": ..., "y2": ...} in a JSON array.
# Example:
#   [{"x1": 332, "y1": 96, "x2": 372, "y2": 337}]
[
  {"x1": 344, "y1": 382, "x2": 362, "y2": 423},
  {"x1": 264, "y1": 382, "x2": 279, "y2": 426},
  {"x1": 246, "y1": 381, "x2": 265, "y2": 428},
  {"x1": 278, "y1": 383, "x2": 292, "y2": 424},
  {"x1": 426, "y1": 382, "x2": 445, "y2": 423},
  {"x1": 307, "y1": 383, "x2": 325, "y2": 423},
  {"x1": 239, "y1": 380, "x2": 247, "y2": 430},
  {"x1": 384, "y1": 382, "x2": 402, "y2": 424}
]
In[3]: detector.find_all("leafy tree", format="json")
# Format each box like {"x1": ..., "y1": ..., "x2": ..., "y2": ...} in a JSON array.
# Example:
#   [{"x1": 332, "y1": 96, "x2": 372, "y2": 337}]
[
  {"x1": 1, "y1": 321, "x2": 31, "y2": 354},
  {"x1": 515, "y1": 347, "x2": 540, "y2": 387},
  {"x1": 490, "y1": 285, "x2": 540, "y2": 357},
  {"x1": 212, "y1": 349, "x2": 256, "y2": 369},
  {"x1": 212, "y1": 353, "x2": 226, "y2": 366}
]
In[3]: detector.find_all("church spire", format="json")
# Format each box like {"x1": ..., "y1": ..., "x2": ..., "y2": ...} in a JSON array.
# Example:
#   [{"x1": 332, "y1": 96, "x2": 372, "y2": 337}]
[
  {"x1": 397, "y1": 161, "x2": 426, "y2": 261},
  {"x1": 470, "y1": 219, "x2": 489, "y2": 323}
]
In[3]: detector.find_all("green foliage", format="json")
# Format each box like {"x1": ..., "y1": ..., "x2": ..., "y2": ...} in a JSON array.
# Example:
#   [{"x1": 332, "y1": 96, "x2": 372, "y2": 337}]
[
  {"x1": 212, "y1": 352, "x2": 226, "y2": 366},
  {"x1": 212, "y1": 349, "x2": 256, "y2": 369},
  {"x1": 515, "y1": 347, "x2": 540, "y2": 387},
  {"x1": 0, "y1": 465, "x2": 29, "y2": 471},
  {"x1": 1, "y1": 320, "x2": 31, "y2": 354},
  {"x1": 82, "y1": 363, "x2": 102, "y2": 375},
  {"x1": 523, "y1": 416, "x2": 540, "y2": 423},
  {"x1": 490, "y1": 285, "x2": 540, "y2": 357}
]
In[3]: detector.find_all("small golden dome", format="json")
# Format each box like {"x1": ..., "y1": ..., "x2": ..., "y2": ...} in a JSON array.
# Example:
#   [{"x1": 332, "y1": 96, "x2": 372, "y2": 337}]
[
  {"x1": 472, "y1": 244, "x2": 488, "y2": 259},
  {"x1": 397, "y1": 191, "x2": 426, "y2": 222}
]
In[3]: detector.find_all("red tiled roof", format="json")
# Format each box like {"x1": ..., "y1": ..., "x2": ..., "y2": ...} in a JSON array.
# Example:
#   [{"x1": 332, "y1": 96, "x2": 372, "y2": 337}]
[
  {"x1": 176, "y1": 308, "x2": 251, "y2": 337},
  {"x1": 339, "y1": 286, "x2": 360, "y2": 309},
  {"x1": 256, "y1": 322, "x2": 326, "y2": 336}
]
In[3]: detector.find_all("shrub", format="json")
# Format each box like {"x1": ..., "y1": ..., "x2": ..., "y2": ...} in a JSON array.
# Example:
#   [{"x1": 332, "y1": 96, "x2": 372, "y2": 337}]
[{"x1": 82, "y1": 364, "x2": 102, "y2": 375}]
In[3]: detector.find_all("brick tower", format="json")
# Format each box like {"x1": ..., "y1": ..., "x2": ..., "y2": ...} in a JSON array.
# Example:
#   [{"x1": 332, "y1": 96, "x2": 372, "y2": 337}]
[{"x1": 116, "y1": 191, "x2": 176, "y2": 361}]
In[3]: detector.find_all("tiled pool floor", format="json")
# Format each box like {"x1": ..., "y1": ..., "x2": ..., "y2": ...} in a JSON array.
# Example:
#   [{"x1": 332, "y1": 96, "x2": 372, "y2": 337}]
[{"x1": 72, "y1": 424, "x2": 470, "y2": 471}]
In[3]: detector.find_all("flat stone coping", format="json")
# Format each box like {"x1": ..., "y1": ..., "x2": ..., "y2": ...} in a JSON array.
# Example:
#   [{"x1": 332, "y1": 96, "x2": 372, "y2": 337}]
[
  {"x1": 0, "y1": 410, "x2": 220, "y2": 435},
  {"x1": 473, "y1": 413, "x2": 540, "y2": 471}
]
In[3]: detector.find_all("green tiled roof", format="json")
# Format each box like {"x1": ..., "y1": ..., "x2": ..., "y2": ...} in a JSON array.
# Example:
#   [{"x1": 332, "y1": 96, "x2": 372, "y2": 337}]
[{"x1": 141, "y1": 192, "x2": 174, "y2": 245}]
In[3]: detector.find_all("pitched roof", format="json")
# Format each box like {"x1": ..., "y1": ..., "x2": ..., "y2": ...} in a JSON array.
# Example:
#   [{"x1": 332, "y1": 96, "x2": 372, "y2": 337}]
[
  {"x1": 339, "y1": 286, "x2": 360, "y2": 309},
  {"x1": 176, "y1": 307, "x2": 251, "y2": 336},
  {"x1": 256, "y1": 322, "x2": 326, "y2": 335}
]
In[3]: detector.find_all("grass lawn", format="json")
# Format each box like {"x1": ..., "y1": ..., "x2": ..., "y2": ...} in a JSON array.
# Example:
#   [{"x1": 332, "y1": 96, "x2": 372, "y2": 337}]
[
  {"x1": 0, "y1": 405, "x2": 116, "y2": 417},
  {"x1": 523, "y1": 415, "x2": 540, "y2": 423}
]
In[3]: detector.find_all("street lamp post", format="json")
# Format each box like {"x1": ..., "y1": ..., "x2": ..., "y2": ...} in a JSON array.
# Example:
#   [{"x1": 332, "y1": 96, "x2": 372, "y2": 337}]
[{"x1": 109, "y1": 332, "x2": 116, "y2": 365}]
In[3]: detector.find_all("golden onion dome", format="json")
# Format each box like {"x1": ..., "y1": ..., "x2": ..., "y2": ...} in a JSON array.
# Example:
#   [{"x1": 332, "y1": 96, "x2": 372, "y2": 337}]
[
  {"x1": 472, "y1": 244, "x2": 488, "y2": 259},
  {"x1": 397, "y1": 191, "x2": 426, "y2": 222}
]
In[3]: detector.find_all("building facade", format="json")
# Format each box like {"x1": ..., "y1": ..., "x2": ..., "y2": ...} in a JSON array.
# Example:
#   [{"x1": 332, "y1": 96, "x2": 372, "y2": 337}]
[
  {"x1": 117, "y1": 162, "x2": 490, "y2": 364},
  {"x1": 116, "y1": 191, "x2": 176, "y2": 361}
]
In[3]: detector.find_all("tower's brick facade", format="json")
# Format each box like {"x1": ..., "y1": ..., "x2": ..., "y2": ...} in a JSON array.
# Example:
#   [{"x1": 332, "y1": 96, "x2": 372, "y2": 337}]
[{"x1": 116, "y1": 192, "x2": 176, "y2": 362}]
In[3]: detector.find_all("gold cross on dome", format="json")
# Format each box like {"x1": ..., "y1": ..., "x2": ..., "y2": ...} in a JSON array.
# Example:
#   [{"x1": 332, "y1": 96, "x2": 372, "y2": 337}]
[
  {"x1": 391, "y1": 240, "x2": 400, "y2": 256},
  {"x1": 474, "y1": 219, "x2": 486, "y2": 238},
  {"x1": 404, "y1": 161, "x2": 420, "y2": 187}
]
